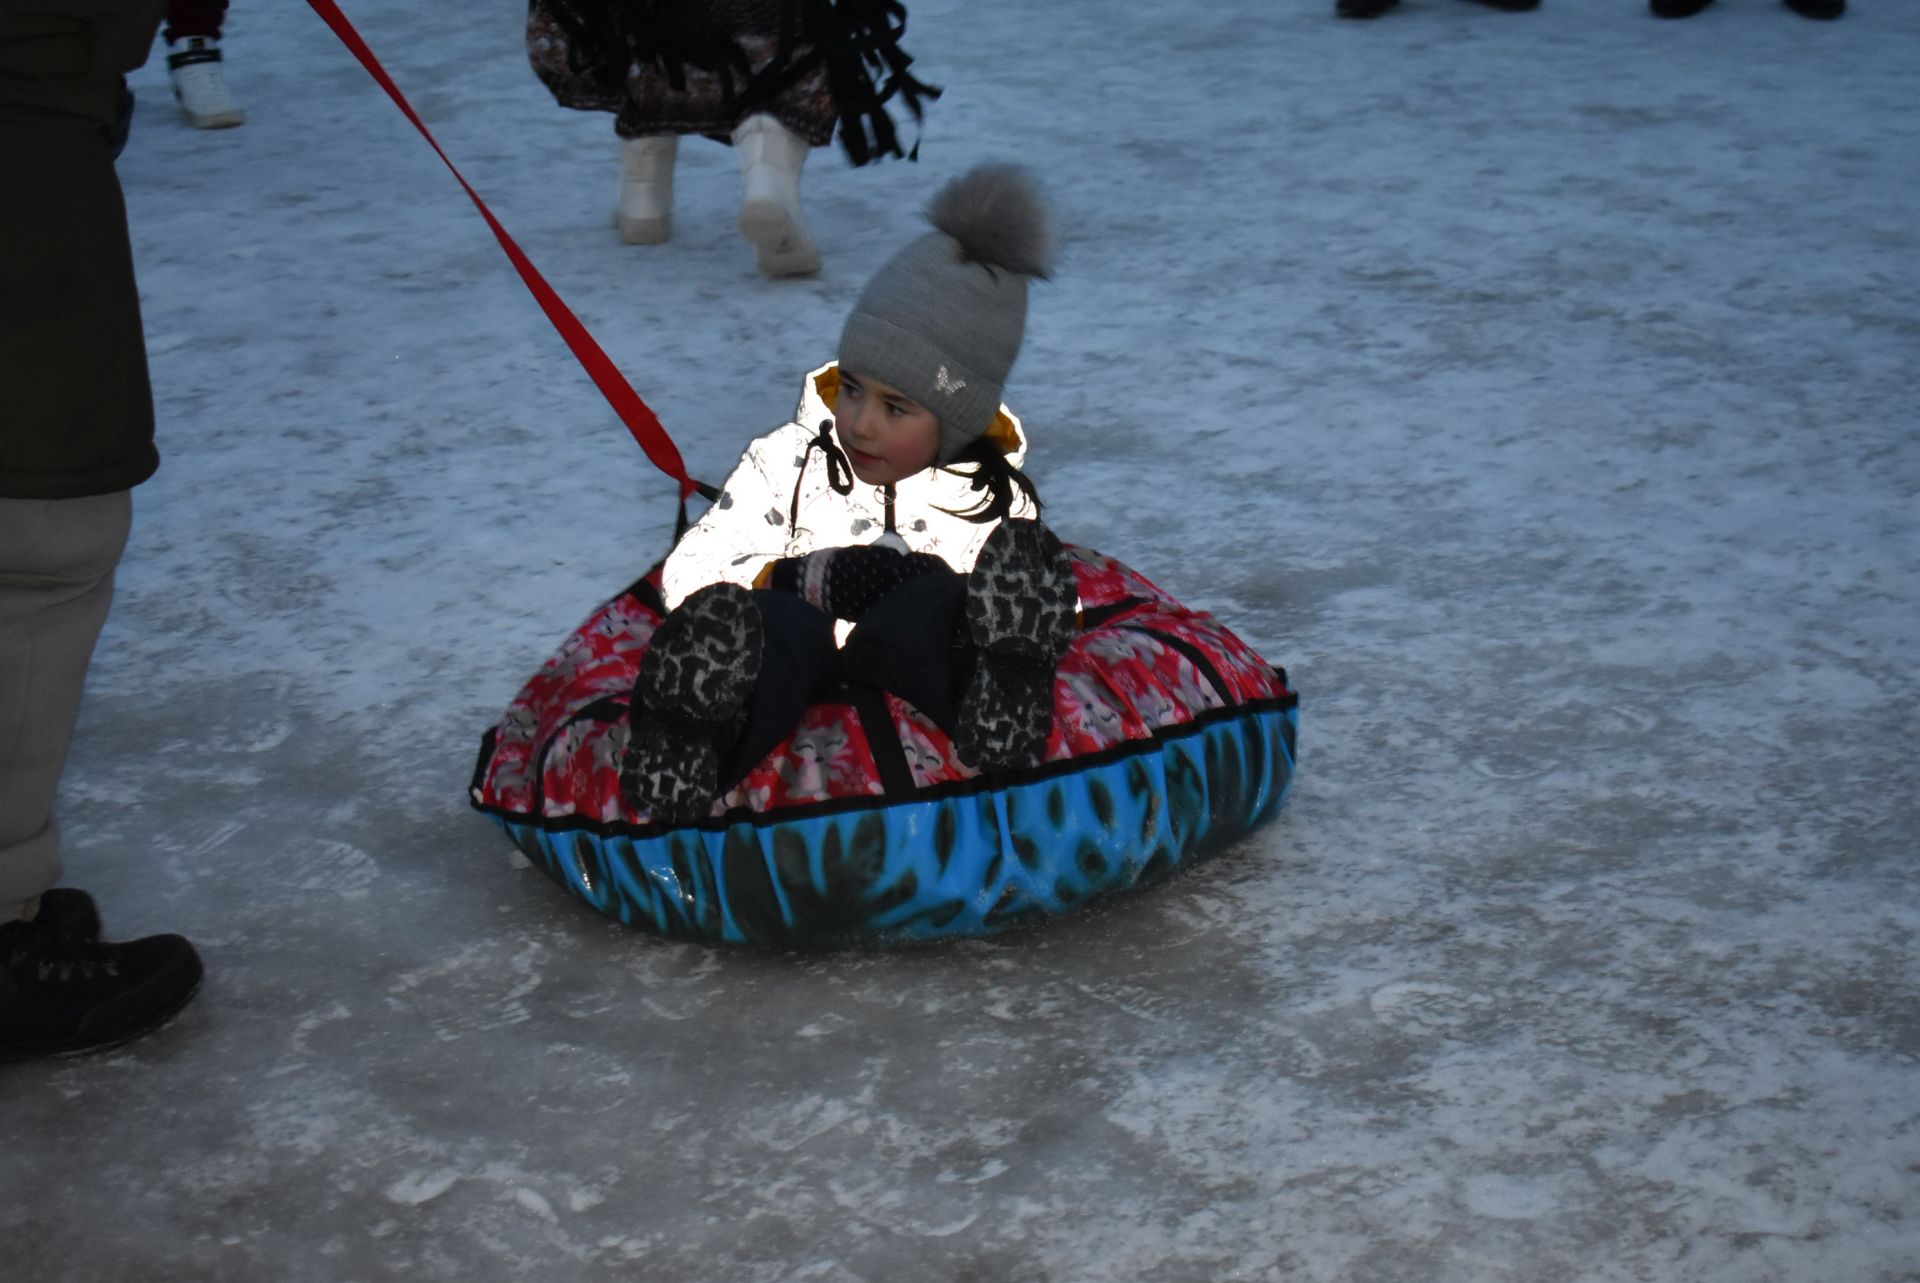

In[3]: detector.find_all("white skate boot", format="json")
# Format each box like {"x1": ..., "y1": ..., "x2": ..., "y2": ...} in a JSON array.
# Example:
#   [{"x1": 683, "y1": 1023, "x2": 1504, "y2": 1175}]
[
  {"x1": 167, "y1": 37, "x2": 245, "y2": 130},
  {"x1": 732, "y1": 114, "x2": 821, "y2": 278},
  {"x1": 615, "y1": 136, "x2": 677, "y2": 244}
]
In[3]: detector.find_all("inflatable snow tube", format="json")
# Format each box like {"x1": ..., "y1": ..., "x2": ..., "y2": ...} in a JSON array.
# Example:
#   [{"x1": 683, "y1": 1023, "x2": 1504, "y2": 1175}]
[{"x1": 470, "y1": 546, "x2": 1299, "y2": 947}]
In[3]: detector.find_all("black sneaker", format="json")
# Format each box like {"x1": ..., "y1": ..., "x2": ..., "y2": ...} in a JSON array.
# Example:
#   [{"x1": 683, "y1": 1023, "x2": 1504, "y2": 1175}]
[
  {"x1": 1337, "y1": 0, "x2": 1400, "y2": 17},
  {"x1": 1650, "y1": 0, "x2": 1714, "y2": 15},
  {"x1": 1782, "y1": 0, "x2": 1843, "y2": 17},
  {"x1": 954, "y1": 521, "x2": 1077, "y2": 772},
  {"x1": 621, "y1": 582, "x2": 763, "y2": 825},
  {"x1": 1, "y1": 916, "x2": 203, "y2": 1060}
]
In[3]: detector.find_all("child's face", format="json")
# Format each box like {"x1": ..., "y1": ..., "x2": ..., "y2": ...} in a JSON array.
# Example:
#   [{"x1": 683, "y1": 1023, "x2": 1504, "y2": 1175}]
[{"x1": 835, "y1": 371, "x2": 942, "y2": 486}]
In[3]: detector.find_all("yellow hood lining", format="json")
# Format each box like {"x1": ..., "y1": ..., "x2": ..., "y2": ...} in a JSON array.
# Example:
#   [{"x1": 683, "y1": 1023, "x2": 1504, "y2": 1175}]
[{"x1": 811, "y1": 364, "x2": 1022, "y2": 456}]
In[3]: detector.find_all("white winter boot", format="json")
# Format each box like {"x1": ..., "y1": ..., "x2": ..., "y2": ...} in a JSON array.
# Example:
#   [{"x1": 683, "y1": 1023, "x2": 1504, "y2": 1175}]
[
  {"x1": 732, "y1": 114, "x2": 822, "y2": 278},
  {"x1": 166, "y1": 37, "x2": 245, "y2": 130},
  {"x1": 615, "y1": 136, "x2": 677, "y2": 244}
]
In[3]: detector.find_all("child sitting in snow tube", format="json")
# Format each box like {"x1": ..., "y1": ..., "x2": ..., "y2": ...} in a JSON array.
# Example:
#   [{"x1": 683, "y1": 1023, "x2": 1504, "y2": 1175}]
[
  {"x1": 632, "y1": 164, "x2": 1077, "y2": 826},
  {"x1": 471, "y1": 165, "x2": 1299, "y2": 945}
]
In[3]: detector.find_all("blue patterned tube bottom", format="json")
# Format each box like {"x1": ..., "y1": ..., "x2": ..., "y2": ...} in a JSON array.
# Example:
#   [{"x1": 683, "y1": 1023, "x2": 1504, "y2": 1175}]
[{"x1": 485, "y1": 700, "x2": 1299, "y2": 948}]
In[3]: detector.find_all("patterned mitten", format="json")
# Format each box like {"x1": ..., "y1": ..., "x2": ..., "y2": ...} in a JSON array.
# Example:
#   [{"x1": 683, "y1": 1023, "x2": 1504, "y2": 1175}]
[{"x1": 767, "y1": 545, "x2": 945, "y2": 621}]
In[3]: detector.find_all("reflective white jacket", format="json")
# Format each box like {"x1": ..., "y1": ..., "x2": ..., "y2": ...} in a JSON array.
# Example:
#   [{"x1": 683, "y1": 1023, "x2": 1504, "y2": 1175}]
[{"x1": 661, "y1": 363, "x2": 1038, "y2": 612}]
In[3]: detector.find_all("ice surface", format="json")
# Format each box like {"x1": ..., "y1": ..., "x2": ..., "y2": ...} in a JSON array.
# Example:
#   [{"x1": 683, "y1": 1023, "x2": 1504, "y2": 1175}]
[{"x1": 4, "y1": 1, "x2": 1916, "y2": 1280}]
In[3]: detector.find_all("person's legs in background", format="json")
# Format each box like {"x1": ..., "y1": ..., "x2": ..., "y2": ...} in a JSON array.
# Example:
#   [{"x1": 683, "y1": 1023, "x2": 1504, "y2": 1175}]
[
  {"x1": 733, "y1": 114, "x2": 822, "y2": 279},
  {"x1": 163, "y1": 0, "x2": 243, "y2": 129},
  {"x1": 615, "y1": 134, "x2": 678, "y2": 245}
]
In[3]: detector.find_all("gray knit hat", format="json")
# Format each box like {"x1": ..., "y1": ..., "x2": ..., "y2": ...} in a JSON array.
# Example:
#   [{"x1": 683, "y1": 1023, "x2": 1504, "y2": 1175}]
[{"x1": 837, "y1": 164, "x2": 1054, "y2": 463}]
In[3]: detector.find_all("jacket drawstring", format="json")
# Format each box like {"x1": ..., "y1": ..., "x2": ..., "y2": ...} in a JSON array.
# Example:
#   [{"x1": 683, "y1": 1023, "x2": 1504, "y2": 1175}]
[
  {"x1": 791, "y1": 418, "x2": 854, "y2": 530},
  {"x1": 883, "y1": 485, "x2": 897, "y2": 534}
]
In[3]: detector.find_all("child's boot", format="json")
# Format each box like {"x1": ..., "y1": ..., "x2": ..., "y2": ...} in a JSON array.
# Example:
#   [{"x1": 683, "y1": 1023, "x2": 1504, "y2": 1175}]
[
  {"x1": 733, "y1": 114, "x2": 822, "y2": 279},
  {"x1": 954, "y1": 521, "x2": 1078, "y2": 772},
  {"x1": 167, "y1": 37, "x2": 245, "y2": 130},
  {"x1": 615, "y1": 135, "x2": 677, "y2": 244},
  {"x1": 622, "y1": 583, "x2": 764, "y2": 825}
]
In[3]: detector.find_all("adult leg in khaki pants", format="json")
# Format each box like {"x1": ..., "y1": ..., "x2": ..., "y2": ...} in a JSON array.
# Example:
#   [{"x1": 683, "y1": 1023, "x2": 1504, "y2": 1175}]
[
  {"x1": 0, "y1": 491, "x2": 133, "y2": 916},
  {"x1": 0, "y1": 492, "x2": 205, "y2": 1062}
]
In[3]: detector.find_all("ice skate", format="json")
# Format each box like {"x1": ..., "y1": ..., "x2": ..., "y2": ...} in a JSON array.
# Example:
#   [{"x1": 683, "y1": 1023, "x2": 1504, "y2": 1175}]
[
  {"x1": 167, "y1": 37, "x2": 245, "y2": 130},
  {"x1": 1650, "y1": 0, "x2": 1714, "y2": 16},
  {"x1": 1782, "y1": 0, "x2": 1844, "y2": 17},
  {"x1": 621, "y1": 583, "x2": 763, "y2": 824},
  {"x1": 954, "y1": 520, "x2": 1077, "y2": 772},
  {"x1": 615, "y1": 136, "x2": 677, "y2": 245},
  {"x1": 1336, "y1": 0, "x2": 1400, "y2": 16},
  {"x1": 733, "y1": 114, "x2": 822, "y2": 279}
]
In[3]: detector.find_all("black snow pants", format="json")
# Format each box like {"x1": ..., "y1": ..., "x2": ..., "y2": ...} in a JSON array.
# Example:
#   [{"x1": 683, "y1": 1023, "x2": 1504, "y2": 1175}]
[{"x1": 716, "y1": 569, "x2": 973, "y2": 792}]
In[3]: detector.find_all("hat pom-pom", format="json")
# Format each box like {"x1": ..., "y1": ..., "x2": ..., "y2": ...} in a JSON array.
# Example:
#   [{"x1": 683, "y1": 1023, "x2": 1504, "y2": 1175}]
[{"x1": 927, "y1": 164, "x2": 1054, "y2": 280}]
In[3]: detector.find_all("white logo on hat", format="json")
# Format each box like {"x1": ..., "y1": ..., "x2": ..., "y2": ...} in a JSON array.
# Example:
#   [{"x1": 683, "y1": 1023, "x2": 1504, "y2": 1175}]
[{"x1": 934, "y1": 365, "x2": 967, "y2": 396}]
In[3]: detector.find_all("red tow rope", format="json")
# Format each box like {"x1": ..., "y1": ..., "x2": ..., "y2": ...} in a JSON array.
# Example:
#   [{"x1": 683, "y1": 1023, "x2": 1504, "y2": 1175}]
[{"x1": 305, "y1": 0, "x2": 704, "y2": 503}]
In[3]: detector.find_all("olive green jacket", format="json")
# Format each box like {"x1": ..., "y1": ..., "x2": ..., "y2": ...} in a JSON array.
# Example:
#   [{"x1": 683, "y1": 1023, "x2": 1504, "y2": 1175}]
[{"x1": 0, "y1": 0, "x2": 167, "y2": 499}]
